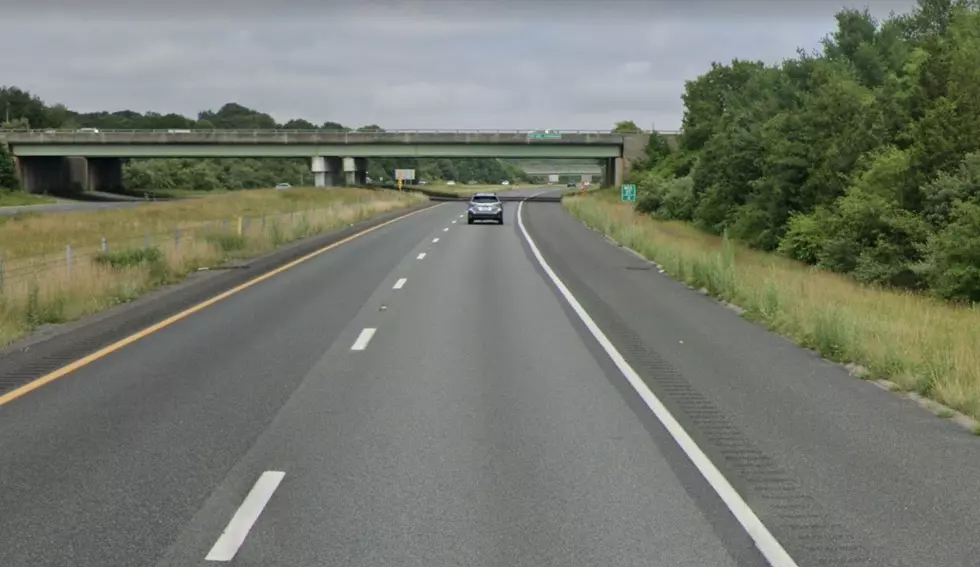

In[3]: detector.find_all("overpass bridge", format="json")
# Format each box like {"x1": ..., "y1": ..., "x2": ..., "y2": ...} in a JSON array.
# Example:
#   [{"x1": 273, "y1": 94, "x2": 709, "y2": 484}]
[{"x1": 0, "y1": 129, "x2": 674, "y2": 193}]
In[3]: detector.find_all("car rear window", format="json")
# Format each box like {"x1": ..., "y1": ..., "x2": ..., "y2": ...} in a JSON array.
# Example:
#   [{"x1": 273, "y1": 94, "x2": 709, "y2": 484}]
[{"x1": 472, "y1": 195, "x2": 499, "y2": 203}]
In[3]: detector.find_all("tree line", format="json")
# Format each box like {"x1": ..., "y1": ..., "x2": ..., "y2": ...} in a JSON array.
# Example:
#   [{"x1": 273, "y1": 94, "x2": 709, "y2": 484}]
[
  {"x1": 624, "y1": 0, "x2": 980, "y2": 304},
  {"x1": 0, "y1": 91, "x2": 528, "y2": 192}
]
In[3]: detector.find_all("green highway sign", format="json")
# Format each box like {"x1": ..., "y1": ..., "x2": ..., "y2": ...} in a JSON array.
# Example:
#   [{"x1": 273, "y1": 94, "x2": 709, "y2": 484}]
[
  {"x1": 621, "y1": 183, "x2": 636, "y2": 202},
  {"x1": 527, "y1": 130, "x2": 562, "y2": 140}
]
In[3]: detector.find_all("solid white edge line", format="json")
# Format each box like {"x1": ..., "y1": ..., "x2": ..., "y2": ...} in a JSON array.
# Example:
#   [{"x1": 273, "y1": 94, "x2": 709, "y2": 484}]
[
  {"x1": 443, "y1": 227, "x2": 449, "y2": 232},
  {"x1": 515, "y1": 199, "x2": 800, "y2": 567},
  {"x1": 432, "y1": 238, "x2": 439, "y2": 243},
  {"x1": 205, "y1": 471, "x2": 286, "y2": 562},
  {"x1": 350, "y1": 328, "x2": 377, "y2": 351},
  {"x1": 393, "y1": 278, "x2": 407, "y2": 290},
  {"x1": 417, "y1": 252, "x2": 426, "y2": 259}
]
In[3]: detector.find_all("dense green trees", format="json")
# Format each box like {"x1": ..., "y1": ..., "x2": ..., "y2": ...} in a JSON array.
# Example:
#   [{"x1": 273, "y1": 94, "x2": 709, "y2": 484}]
[
  {"x1": 627, "y1": 0, "x2": 980, "y2": 303},
  {"x1": 0, "y1": 144, "x2": 17, "y2": 190},
  {"x1": 0, "y1": 89, "x2": 529, "y2": 192}
]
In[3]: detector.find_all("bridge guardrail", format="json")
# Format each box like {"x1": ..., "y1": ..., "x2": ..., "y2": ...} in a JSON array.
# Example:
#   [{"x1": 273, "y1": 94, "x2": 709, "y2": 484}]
[{"x1": 0, "y1": 128, "x2": 681, "y2": 136}]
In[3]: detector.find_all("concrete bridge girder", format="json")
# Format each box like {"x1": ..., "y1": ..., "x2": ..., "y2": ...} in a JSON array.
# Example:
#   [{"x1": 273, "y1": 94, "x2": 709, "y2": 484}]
[
  {"x1": 9, "y1": 143, "x2": 624, "y2": 159},
  {"x1": 522, "y1": 167, "x2": 604, "y2": 176}
]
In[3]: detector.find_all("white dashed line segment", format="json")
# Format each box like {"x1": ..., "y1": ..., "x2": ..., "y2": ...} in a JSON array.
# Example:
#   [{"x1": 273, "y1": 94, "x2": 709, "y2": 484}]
[
  {"x1": 350, "y1": 328, "x2": 377, "y2": 351},
  {"x1": 205, "y1": 471, "x2": 286, "y2": 562},
  {"x1": 393, "y1": 278, "x2": 407, "y2": 290}
]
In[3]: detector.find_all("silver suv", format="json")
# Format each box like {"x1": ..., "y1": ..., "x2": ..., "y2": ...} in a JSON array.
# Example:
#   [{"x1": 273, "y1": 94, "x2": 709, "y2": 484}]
[{"x1": 467, "y1": 193, "x2": 503, "y2": 225}]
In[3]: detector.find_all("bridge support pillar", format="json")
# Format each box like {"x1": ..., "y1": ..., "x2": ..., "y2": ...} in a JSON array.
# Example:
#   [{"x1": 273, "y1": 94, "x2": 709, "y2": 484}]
[
  {"x1": 342, "y1": 157, "x2": 367, "y2": 186},
  {"x1": 87, "y1": 158, "x2": 124, "y2": 192},
  {"x1": 600, "y1": 158, "x2": 623, "y2": 188},
  {"x1": 16, "y1": 156, "x2": 75, "y2": 194},
  {"x1": 66, "y1": 158, "x2": 89, "y2": 192},
  {"x1": 311, "y1": 156, "x2": 341, "y2": 188}
]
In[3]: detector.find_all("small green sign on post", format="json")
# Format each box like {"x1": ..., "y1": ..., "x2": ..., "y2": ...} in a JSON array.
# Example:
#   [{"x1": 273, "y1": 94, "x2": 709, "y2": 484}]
[{"x1": 621, "y1": 183, "x2": 637, "y2": 202}]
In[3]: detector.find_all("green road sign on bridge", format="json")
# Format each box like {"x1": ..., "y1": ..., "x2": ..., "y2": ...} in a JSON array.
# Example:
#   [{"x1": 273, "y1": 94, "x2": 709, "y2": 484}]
[
  {"x1": 527, "y1": 130, "x2": 562, "y2": 140},
  {"x1": 621, "y1": 183, "x2": 636, "y2": 202}
]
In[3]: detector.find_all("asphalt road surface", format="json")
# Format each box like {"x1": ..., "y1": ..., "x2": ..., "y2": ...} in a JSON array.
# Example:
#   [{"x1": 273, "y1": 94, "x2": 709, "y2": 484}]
[{"x1": 1, "y1": 188, "x2": 979, "y2": 567}]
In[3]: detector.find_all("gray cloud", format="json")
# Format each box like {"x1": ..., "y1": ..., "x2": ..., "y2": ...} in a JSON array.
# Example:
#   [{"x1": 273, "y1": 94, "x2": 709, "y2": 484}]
[{"x1": 3, "y1": 0, "x2": 918, "y2": 130}]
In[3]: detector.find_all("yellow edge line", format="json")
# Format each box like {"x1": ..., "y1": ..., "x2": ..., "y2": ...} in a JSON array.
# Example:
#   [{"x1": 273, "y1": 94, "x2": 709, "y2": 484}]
[{"x1": 0, "y1": 203, "x2": 443, "y2": 408}]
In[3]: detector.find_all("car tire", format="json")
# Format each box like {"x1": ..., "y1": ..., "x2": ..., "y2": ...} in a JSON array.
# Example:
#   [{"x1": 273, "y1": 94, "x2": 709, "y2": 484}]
[
  {"x1": 467, "y1": 218, "x2": 474, "y2": 225},
  {"x1": 498, "y1": 217, "x2": 504, "y2": 225}
]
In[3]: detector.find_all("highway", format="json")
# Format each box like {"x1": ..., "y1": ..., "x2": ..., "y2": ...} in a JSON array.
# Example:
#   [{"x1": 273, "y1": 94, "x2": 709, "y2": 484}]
[{"x1": 0, "y1": 188, "x2": 978, "y2": 566}]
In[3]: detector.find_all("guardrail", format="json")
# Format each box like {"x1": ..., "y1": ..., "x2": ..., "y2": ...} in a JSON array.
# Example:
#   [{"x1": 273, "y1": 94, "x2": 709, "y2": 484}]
[{"x1": 0, "y1": 128, "x2": 681, "y2": 135}]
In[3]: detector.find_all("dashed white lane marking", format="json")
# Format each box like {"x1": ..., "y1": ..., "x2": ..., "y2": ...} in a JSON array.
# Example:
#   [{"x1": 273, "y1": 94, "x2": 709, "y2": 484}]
[
  {"x1": 417, "y1": 253, "x2": 426, "y2": 259},
  {"x1": 515, "y1": 199, "x2": 800, "y2": 567},
  {"x1": 393, "y1": 278, "x2": 407, "y2": 290},
  {"x1": 443, "y1": 227, "x2": 449, "y2": 232},
  {"x1": 350, "y1": 328, "x2": 377, "y2": 351},
  {"x1": 205, "y1": 471, "x2": 286, "y2": 562},
  {"x1": 432, "y1": 238, "x2": 439, "y2": 243},
  {"x1": 452, "y1": 220, "x2": 457, "y2": 224}
]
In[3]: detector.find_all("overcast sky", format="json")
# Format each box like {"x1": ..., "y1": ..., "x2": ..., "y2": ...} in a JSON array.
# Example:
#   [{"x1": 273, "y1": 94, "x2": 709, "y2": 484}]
[{"x1": 4, "y1": 0, "x2": 917, "y2": 131}]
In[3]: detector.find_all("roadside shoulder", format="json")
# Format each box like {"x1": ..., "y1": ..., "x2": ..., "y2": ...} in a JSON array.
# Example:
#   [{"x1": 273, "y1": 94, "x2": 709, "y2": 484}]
[{"x1": 520, "y1": 201, "x2": 980, "y2": 567}]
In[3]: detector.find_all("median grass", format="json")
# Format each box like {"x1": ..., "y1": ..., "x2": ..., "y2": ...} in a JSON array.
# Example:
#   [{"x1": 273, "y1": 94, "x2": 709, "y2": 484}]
[
  {"x1": 563, "y1": 189, "x2": 980, "y2": 422},
  {"x1": 0, "y1": 187, "x2": 426, "y2": 346},
  {"x1": 0, "y1": 190, "x2": 57, "y2": 207}
]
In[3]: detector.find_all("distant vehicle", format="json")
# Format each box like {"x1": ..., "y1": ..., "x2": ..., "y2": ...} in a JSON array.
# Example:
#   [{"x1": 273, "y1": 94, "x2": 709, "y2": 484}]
[
  {"x1": 467, "y1": 193, "x2": 503, "y2": 225},
  {"x1": 566, "y1": 181, "x2": 576, "y2": 188},
  {"x1": 501, "y1": 180, "x2": 510, "y2": 186},
  {"x1": 76, "y1": 128, "x2": 99, "y2": 134},
  {"x1": 446, "y1": 180, "x2": 456, "y2": 186},
  {"x1": 418, "y1": 180, "x2": 427, "y2": 185},
  {"x1": 275, "y1": 183, "x2": 292, "y2": 190},
  {"x1": 167, "y1": 129, "x2": 191, "y2": 134},
  {"x1": 467, "y1": 180, "x2": 478, "y2": 185}
]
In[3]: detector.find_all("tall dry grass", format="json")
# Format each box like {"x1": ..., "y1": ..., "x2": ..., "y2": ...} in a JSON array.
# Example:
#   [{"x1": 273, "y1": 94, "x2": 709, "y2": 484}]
[
  {"x1": 564, "y1": 191, "x2": 980, "y2": 422},
  {"x1": 0, "y1": 188, "x2": 426, "y2": 346}
]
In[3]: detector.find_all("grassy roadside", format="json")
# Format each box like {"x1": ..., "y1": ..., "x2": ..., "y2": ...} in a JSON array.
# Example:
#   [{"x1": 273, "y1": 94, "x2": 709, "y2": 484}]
[
  {"x1": 563, "y1": 189, "x2": 980, "y2": 423},
  {"x1": 0, "y1": 191, "x2": 57, "y2": 207},
  {"x1": 0, "y1": 187, "x2": 427, "y2": 346}
]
